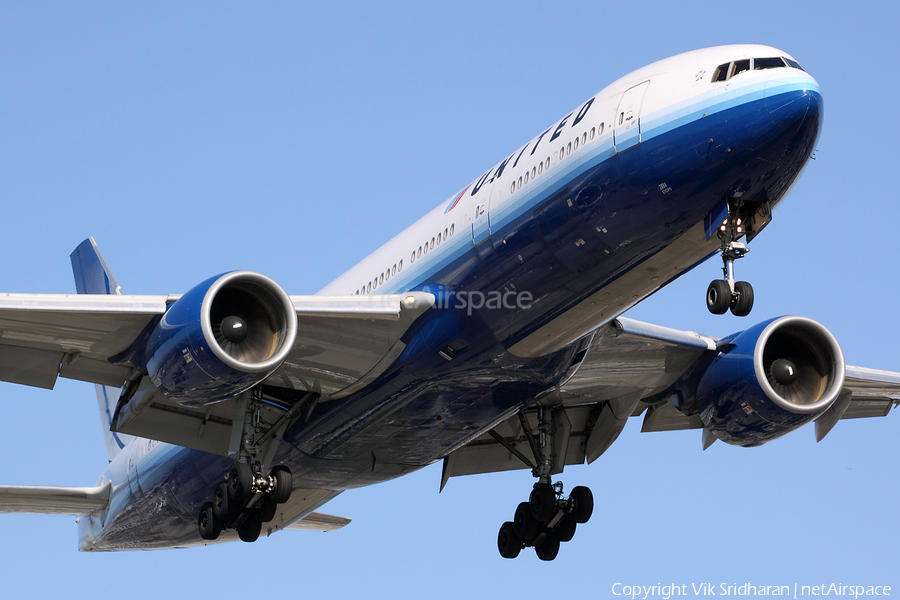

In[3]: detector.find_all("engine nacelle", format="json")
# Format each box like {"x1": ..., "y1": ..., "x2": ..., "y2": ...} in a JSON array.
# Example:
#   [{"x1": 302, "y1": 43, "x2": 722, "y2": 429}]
[
  {"x1": 695, "y1": 316, "x2": 845, "y2": 446},
  {"x1": 143, "y1": 271, "x2": 297, "y2": 406}
]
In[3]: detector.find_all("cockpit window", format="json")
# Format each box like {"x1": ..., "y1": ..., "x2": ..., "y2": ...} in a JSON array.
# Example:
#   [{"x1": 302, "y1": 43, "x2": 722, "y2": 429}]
[
  {"x1": 754, "y1": 57, "x2": 786, "y2": 70},
  {"x1": 712, "y1": 56, "x2": 804, "y2": 83},
  {"x1": 785, "y1": 57, "x2": 805, "y2": 71},
  {"x1": 731, "y1": 59, "x2": 751, "y2": 78},
  {"x1": 712, "y1": 63, "x2": 730, "y2": 82}
]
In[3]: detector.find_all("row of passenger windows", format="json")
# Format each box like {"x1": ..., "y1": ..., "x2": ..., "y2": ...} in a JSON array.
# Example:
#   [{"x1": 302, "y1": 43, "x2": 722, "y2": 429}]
[
  {"x1": 509, "y1": 123, "x2": 605, "y2": 194},
  {"x1": 355, "y1": 224, "x2": 456, "y2": 295},
  {"x1": 711, "y1": 56, "x2": 804, "y2": 83},
  {"x1": 356, "y1": 116, "x2": 613, "y2": 295}
]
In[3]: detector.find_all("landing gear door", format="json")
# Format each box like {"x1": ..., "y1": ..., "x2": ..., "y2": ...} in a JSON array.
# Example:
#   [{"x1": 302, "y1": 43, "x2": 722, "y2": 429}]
[{"x1": 614, "y1": 80, "x2": 650, "y2": 153}]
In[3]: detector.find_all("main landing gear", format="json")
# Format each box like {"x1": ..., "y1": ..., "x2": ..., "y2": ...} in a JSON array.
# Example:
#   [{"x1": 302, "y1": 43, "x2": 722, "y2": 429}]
[
  {"x1": 706, "y1": 199, "x2": 754, "y2": 317},
  {"x1": 197, "y1": 389, "x2": 295, "y2": 542},
  {"x1": 497, "y1": 482, "x2": 593, "y2": 561},
  {"x1": 493, "y1": 407, "x2": 594, "y2": 561},
  {"x1": 198, "y1": 462, "x2": 293, "y2": 542}
]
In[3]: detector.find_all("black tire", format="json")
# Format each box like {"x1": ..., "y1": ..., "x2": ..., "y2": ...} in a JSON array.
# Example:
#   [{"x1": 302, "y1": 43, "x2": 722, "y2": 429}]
[
  {"x1": 513, "y1": 501, "x2": 540, "y2": 540},
  {"x1": 198, "y1": 502, "x2": 221, "y2": 541},
  {"x1": 555, "y1": 515, "x2": 577, "y2": 542},
  {"x1": 569, "y1": 485, "x2": 594, "y2": 524},
  {"x1": 228, "y1": 463, "x2": 253, "y2": 503},
  {"x1": 530, "y1": 483, "x2": 556, "y2": 522},
  {"x1": 731, "y1": 281, "x2": 754, "y2": 317},
  {"x1": 238, "y1": 512, "x2": 262, "y2": 543},
  {"x1": 270, "y1": 465, "x2": 293, "y2": 504},
  {"x1": 259, "y1": 497, "x2": 278, "y2": 523},
  {"x1": 497, "y1": 521, "x2": 522, "y2": 559},
  {"x1": 535, "y1": 533, "x2": 560, "y2": 561},
  {"x1": 213, "y1": 482, "x2": 237, "y2": 522},
  {"x1": 706, "y1": 280, "x2": 731, "y2": 315}
]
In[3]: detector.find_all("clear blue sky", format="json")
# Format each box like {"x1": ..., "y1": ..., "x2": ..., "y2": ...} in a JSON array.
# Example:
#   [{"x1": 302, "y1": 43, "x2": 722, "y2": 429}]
[{"x1": 1, "y1": 2, "x2": 898, "y2": 598}]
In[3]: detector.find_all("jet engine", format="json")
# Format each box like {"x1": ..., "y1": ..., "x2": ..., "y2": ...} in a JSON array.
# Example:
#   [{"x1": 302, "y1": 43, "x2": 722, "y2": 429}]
[
  {"x1": 142, "y1": 271, "x2": 297, "y2": 406},
  {"x1": 695, "y1": 316, "x2": 845, "y2": 446}
]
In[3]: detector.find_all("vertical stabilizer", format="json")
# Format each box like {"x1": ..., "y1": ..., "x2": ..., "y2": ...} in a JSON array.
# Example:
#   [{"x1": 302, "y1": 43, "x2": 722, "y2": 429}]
[{"x1": 70, "y1": 238, "x2": 136, "y2": 461}]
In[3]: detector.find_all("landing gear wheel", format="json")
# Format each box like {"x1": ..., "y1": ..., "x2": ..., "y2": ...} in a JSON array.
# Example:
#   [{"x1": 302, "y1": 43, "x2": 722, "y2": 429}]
[
  {"x1": 238, "y1": 512, "x2": 263, "y2": 543},
  {"x1": 228, "y1": 463, "x2": 253, "y2": 503},
  {"x1": 198, "y1": 502, "x2": 221, "y2": 541},
  {"x1": 258, "y1": 497, "x2": 278, "y2": 523},
  {"x1": 270, "y1": 465, "x2": 292, "y2": 504},
  {"x1": 706, "y1": 280, "x2": 731, "y2": 315},
  {"x1": 535, "y1": 533, "x2": 560, "y2": 561},
  {"x1": 513, "y1": 502, "x2": 540, "y2": 540},
  {"x1": 212, "y1": 482, "x2": 237, "y2": 522},
  {"x1": 497, "y1": 522, "x2": 523, "y2": 559},
  {"x1": 731, "y1": 281, "x2": 754, "y2": 317},
  {"x1": 555, "y1": 515, "x2": 577, "y2": 542},
  {"x1": 569, "y1": 485, "x2": 594, "y2": 524},
  {"x1": 530, "y1": 483, "x2": 556, "y2": 522}
]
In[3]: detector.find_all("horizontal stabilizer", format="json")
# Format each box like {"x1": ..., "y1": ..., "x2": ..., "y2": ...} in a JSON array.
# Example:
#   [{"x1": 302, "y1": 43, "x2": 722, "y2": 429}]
[
  {"x1": 0, "y1": 482, "x2": 111, "y2": 516},
  {"x1": 286, "y1": 512, "x2": 351, "y2": 532}
]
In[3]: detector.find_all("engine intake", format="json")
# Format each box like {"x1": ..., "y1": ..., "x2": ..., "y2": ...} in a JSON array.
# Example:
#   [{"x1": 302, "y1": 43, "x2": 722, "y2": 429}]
[
  {"x1": 144, "y1": 271, "x2": 297, "y2": 406},
  {"x1": 696, "y1": 316, "x2": 845, "y2": 446}
]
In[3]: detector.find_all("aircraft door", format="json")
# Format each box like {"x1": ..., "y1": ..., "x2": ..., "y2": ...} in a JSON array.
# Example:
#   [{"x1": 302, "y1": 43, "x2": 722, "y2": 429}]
[
  {"x1": 470, "y1": 174, "x2": 493, "y2": 247},
  {"x1": 614, "y1": 81, "x2": 650, "y2": 153}
]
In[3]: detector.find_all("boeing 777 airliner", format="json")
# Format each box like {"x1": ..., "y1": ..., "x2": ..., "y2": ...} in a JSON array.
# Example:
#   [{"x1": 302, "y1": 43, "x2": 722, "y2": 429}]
[{"x1": 1, "y1": 44, "x2": 897, "y2": 561}]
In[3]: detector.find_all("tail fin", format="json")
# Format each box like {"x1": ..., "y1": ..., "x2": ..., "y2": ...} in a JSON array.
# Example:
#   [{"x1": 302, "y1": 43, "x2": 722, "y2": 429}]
[{"x1": 70, "y1": 238, "x2": 136, "y2": 461}]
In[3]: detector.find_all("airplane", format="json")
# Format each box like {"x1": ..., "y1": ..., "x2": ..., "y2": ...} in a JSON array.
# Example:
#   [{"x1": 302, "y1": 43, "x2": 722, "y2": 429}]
[{"x1": 1, "y1": 43, "x2": 898, "y2": 561}]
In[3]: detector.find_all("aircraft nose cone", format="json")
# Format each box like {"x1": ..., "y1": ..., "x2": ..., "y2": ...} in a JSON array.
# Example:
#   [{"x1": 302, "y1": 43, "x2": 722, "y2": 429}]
[{"x1": 765, "y1": 78, "x2": 823, "y2": 134}]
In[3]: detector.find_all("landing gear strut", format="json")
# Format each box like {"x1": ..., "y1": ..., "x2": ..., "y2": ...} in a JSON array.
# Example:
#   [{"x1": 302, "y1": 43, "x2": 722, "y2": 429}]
[
  {"x1": 707, "y1": 198, "x2": 754, "y2": 317},
  {"x1": 494, "y1": 406, "x2": 594, "y2": 561},
  {"x1": 197, "y1": 389, "x2": 295, "y2": 542}
]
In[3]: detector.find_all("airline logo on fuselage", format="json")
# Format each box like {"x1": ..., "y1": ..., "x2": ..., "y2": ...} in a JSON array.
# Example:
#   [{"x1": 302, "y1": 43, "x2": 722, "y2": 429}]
[{"x1": 444, "y1": 184, "x2": 472, "y2": 213}]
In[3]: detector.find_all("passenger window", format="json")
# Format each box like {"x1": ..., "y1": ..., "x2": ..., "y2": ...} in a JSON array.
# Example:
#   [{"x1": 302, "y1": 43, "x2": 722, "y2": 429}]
[
  {"x1": 379, "y1": 273, "x2": 384, "y2": 285},
  {"x1": 545, "y1": 158, "x2": 550, "y2": 170},
  {"x1": 567, "y1": 142, "x2": 572, "y2": 155},
  {"x1": 411, "y1": 251, "x2": 416, "y2": 263},
  {"x1": 573, "y1": 137, "x2": 579, "y2": 151},
  {"x1": 398, "y1": 260, "x2": 403, "y2": 272},
  {"x1": 754, "y1": 57, "x2": 786, "y2": 70},
  {"x1": 581, "y1": 133, "x2": 587, "y2": 145},
  {"x1": 443, "y1": 228, "x2": 448, "y2": 240},
  {"x1": 392, "y1": 264, "x2": 397, "y2": 276},
  {"x1": 590, "y1": 127, "x2": 595, "y2": 140},
  {"x1": 373, "y1": 278, "x2": 378, "y2": 290},
  {"x1": 510, "y1": 182, "x2": 516, "y2": 194},
  {"x1": 524, "y1": 171, "x2": 529, "y2": 184},
  {"x1": 450, "y1": 224, "x2": 454, "y2": 236},
  {"x1": 532, "y1": 166, "x2": 536, "y2": 179},
  {"x1": 731, "y1": 59, "x2": 750, "y2": 77},
  {"x1": 436, "y1": 232, "x2": 441, "y2": 246},
  {"x1": 423, "y1": 242, "x2": 428, "y2": 255},
  {"x1": 517, "y1": 176, "x2": 522, "y2": 189},
  {"x1": 367, "y1": 282, "x2": 372, "y2": 293},
  {"x1": 598, "y1": 123, "x2": 604, "y2": 135},
  {"x1": 417, "y1": 246, "x2": 422, "y2": 258},
  {"x1": 712, "y1": 63, "x2": 730, "y2": 82},
  {"x1": 384, "y1": 269, "x2": 389, "y2": 282},
  {"x1": 537, "y1": 162, "x2": 543, "y2": 175},
  {"x1": 430, "y1": 237, "x2": 435, "y2": 249}
]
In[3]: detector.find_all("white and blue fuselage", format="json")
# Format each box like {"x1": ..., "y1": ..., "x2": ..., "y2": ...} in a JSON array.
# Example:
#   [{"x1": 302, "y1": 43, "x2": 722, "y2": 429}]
[{"x1": 79, "y1": 44, "x2": 822, "y2": 550}]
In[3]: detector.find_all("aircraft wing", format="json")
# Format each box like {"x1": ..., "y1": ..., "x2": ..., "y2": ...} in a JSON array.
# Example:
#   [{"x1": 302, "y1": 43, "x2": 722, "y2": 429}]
[
  {"x1": 0, "y1": 483, "x2": 111, "y2": 516},
  {"x1": 440, "y1": 317, "x2": 900, "y2": 487},
  {"x1": 0, "y1": 290, "x2": 435, "y2": 456}
]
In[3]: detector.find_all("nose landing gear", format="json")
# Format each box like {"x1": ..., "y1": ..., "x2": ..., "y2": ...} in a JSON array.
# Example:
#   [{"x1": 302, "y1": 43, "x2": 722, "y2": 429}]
[{"x1": 707, "y1": 200, "x2": 754, "y2": 317}]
